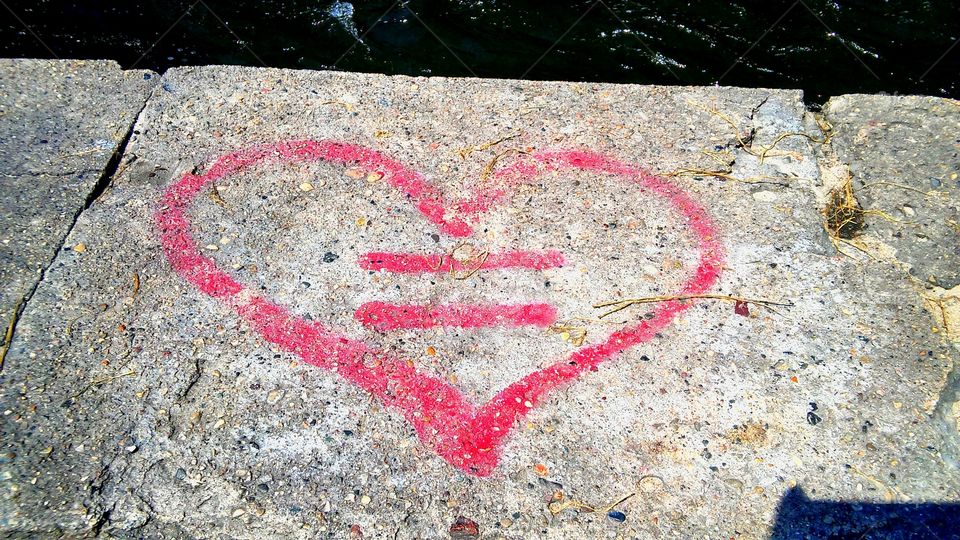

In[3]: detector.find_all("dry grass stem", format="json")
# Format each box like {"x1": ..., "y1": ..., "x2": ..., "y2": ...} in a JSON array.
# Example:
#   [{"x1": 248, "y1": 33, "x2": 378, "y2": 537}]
[
  {"x1": 686, "y1": 100, "x2": 820, "y2": 163},
  {"x1": 0, "y1": 298, "x2": 23, "y2": 371},
  {"x1": 452, "y1": 251, "x2": 489, "y2": 280},
  {"x1": 321, "y1": 100, "x2": 356, "y2": 112},
  {"x1": 548, "y1": 491, "x2": 636, "y2": 516},
  {"x1": 445, "y1": 243, "x2": 489, "y2": 280},
  {"x1": 132, "y1": 272, "x2": 141, "y2": 298},
  {"x1": 480, "y1": 148, "x2": 527, "y2": 181},
  {"x1": 594, "y1": 294, "x2": 793, "y2": 319},
  {"x1": 548, "y1": 323, "x2": 588, "y2": 346},
  {"x1": 860, "y1": 181, "x2": 947, "y2": 199},
  {"x1": 824, "y1": 173, "x2": 865, "y2": 240},
  {"x1": 458, "y1": 132, "x2": 522, "y2": 160},
  {"x1": 666, "y1": 168, "x2": 788, "y2": 186},
  {"x1": 209, "y1": 184, "x2": 227, "y2": 207},
  {"x1": 65, "y1": 370, "x2": 138, "y2": 403},
  {"x1": 814, "y1": 114, "x2": 835, "y2": 145}
]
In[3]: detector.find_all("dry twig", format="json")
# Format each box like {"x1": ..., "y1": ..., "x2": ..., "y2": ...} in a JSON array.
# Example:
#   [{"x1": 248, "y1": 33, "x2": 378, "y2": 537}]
[
  {"x1": 132, "y1": 272, "x2": 141, "y2": 298},
  {"x1": 594, "y1": 294, "x2": 793, "y2": 319},
  {"x1": 458, "y1": 132, "x2": 521, "y2": 160},
  {"x1": 665, "y1": 168, "x2": 788, "y2": 186},
  {"x1": 0, "y1": 298, "x2": 22, "y2": 371}
]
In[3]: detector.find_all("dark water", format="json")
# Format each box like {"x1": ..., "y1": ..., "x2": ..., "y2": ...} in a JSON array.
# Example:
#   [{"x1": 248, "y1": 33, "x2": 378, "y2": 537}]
[{"x1": 2, "y1": 1, "x2": 957, "y2": 104}]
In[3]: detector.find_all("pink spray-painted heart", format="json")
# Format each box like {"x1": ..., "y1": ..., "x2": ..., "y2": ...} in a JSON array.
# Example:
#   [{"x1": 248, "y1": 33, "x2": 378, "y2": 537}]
[{"x1": 156, "y1": 140, "x2": 723, "y2": 476}]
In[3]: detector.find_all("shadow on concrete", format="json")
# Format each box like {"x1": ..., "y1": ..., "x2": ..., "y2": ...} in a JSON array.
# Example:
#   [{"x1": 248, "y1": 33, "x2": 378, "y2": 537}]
[{"x1": 771, "y1": 486, "x2": 960, "y2": 539}]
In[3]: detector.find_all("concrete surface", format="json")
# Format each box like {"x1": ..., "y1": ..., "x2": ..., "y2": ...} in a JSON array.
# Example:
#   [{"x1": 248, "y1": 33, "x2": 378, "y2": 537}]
[
  {"x1": 0, "y1": 59, "x2": 157, "y2": 326},
  {"x1": 823, "y1": 94, "x2": 960, "y2": 289},
  {"x1": 0, "y1": 63, "x2": 958, "y2": 539}
]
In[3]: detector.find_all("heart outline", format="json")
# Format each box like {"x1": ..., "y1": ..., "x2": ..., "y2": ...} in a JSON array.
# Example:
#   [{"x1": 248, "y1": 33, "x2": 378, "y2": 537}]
[{"x1": 156, "y1": 140, "x2": 724, "y2": 476}]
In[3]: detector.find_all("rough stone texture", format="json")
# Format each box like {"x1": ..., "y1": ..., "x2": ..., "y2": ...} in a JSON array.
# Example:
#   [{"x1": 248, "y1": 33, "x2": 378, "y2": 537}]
[
  {"x1": 823, "y1": 94, "x2": 960, "y2": 288},
  {"x1": 0, "y1": 59, "x2": 158, "y2": 323},
  {"x1": 1, "y1": 65, "x2": 958, "y2": 539}
]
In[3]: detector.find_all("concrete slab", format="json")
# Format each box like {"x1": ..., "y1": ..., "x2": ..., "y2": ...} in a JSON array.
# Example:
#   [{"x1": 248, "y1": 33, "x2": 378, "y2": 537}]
[
  {"x1": 823, "y1": 95, "x2": 960, "y2": 288},
  {"x1": 0, "y1": 59, "x2": 157, "y2": 325},
  {"x1": 1, "y1": 66, "x2": 958, "y2": 538}
]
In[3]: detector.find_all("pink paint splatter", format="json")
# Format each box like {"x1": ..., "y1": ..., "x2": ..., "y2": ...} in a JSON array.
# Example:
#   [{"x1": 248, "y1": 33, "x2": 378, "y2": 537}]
[{"x1": 156, "y1": 140, "x2": 724, "y2": 476}]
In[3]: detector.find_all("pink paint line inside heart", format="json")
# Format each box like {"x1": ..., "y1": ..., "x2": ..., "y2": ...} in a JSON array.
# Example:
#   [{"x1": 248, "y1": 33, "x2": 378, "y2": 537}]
[
  {"x1": 358, "y1": 249, "x2": 565, "y2": 273},
  {"x1": 355, "y1": 302, "x2": 557, "y2": 331},
  {"x1": 156, "y1": 140, "x2": 723, "y2": 476}
]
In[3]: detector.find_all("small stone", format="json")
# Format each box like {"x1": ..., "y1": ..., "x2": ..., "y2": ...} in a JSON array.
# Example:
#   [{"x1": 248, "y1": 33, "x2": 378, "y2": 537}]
[
  {"x1": 299, "y1": 181, "x2": 314, "y2": 192},
  {"x1": 345, "y1": 168, "x2": 364, "y2": 179},
  {"x1": 267, "y1": 390, "x2": 283, "y2": 404},
  {"x1": 125, "y1": 445, "x2": 138, "y2": 453},
  {"x1": 607, "y1": 510, "x2": 626, "y2": 523},
  {"x1": 205, "y1": 244, "x2": 219, "y2": 251},
  {"x1": 901, "y1": 205, "x2": 916, "y2": 217},
  {"x1": 175, "y1": 468, "x2": 187, "y2": 480},
  {"x1": 360, "y1": 494, "x2": 371, "y2": 505},
  {"x1": 723, "y1": 478, "x2": 744, "y2": 492},
  {"x1": 499, "y1": 518, "x2": 513, "y2": 528},
  {"x1": 449, "y1": 516, "x2": 480, "y2": 539},
  {"x1": 232, "y1": 508, "x2": 246, "y2": 517},
  {"x1": 73, "y1": 243, "x2": 86, "y2": 253},
  {"x1": 213, "y1": 419, "x2": 226, "y2": 429},
  {"x1": 323, "y1": 252, "x2": 338, "y2": 263}
]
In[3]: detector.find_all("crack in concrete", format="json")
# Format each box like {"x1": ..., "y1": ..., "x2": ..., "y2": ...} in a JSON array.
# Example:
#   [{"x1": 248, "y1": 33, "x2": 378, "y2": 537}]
[{"x1": 0, "y1": 94, "x2": 152, "y2": 374}]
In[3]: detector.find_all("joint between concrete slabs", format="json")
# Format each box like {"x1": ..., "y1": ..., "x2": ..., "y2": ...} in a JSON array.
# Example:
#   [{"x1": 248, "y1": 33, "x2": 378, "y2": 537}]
[{"x1": 0, "y1": 60, "x2": 158, "y2": 372}]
